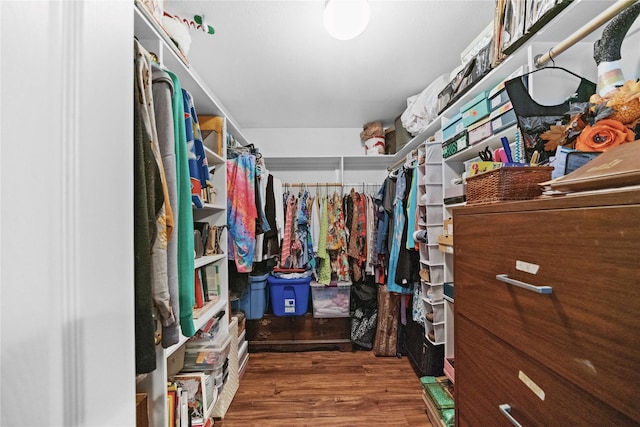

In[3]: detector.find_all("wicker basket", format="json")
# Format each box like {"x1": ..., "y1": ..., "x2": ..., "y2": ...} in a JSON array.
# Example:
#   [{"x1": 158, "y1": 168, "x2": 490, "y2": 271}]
[{"x1": 466, "y1": 166, "x2": 553, "y2": 205}]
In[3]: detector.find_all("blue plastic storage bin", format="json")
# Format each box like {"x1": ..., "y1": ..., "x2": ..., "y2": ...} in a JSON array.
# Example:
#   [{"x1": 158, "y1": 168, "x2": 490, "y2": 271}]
[
  {"x1": 268, "y1": 275, "x2": 311, "y2": 316},
  {"x1": 238, "y1": 272, "x2": 269, "y2": 320}
]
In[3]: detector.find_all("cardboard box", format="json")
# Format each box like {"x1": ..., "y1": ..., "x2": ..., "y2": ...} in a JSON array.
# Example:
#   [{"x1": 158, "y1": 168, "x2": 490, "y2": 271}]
[
  {"x1": 136, "y1": 393, "x2": 150, "y2": 427},
  {"x1": 199, "y1": 116, "x2": 225, "y2": 156},
  {"x1": 467, "y1": 161, "x2": 503, "y2": 177},
  {"x1": 384, "y1": 127, "x2": 397, "y2": 154},
  {"x1": 460, "y1": 90, "x2": 490, "y2": 128},
  {"x1": 444, "y1": 184, "x2": 465, "y2": 205},
  {"x1": 394, "y1": 114, "x2": 413, "y2": 152},
  {"x1": 437, "y1": 234, "x2": 453, "y2": 246},
  {"x1": 443, "y1": 218, "x2": 453, "y2": 236}
]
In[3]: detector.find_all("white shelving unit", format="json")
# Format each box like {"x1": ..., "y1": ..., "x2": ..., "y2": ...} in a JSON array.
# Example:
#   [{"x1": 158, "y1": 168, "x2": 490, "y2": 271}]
[
  {"x1": 379, "y1": 0, "x2": 625, "y2": 386},
  {"x1": 133, "y1": 2, "x2": 244, "y2": 425},
  {"x1": 264, "y1": 154, "x2": 390, "y2": 185},
  {"x1": 417, "y1": 140, "x2": 446, "y2": 346}
]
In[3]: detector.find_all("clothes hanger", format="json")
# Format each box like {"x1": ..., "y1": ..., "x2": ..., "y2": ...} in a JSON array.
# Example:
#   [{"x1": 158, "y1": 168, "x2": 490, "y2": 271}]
[{"x1": 521, "y1": 53, "x2": 586, "y2": 81}]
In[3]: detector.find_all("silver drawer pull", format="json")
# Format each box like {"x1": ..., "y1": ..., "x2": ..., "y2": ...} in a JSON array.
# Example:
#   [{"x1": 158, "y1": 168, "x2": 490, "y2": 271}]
[
  {"x1": 499, "y1": 404, "x2": 524, "y2": 427},
  {"x1": 496, "y1": 274, "x2": 553, "y2": 294}
]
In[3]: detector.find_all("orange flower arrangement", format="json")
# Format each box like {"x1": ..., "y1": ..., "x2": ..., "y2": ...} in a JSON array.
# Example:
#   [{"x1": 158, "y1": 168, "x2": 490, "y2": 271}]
[
  {"x1": 575, "y1": 118, "x2": 635, "y2": 151},
  {"x1": 540, "y1": 79, "x2": 640, "y2": 153}
]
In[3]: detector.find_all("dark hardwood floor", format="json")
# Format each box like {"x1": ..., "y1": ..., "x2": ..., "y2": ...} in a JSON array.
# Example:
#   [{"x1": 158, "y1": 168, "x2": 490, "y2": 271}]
[{"x1": 218, "y1": 350, "x2": 433, "y2": 426}]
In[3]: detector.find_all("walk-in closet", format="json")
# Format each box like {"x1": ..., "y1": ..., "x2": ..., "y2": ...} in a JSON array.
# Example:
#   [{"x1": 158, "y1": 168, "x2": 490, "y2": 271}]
[{"x1": 2, "y1": 1, "x2": 640, "y2": 426}]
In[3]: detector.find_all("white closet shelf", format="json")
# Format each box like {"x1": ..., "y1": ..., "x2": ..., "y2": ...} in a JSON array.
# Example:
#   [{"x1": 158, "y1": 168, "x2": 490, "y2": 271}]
[
  {"x1": 265, "y1": 156, "x2": 340, "y2": 170},
  {"x1": 385, "y1": 0, "x2": 614, "y2": 169},
  {"x1": 205, "y1": 147, "x2": 225, "y2": 166},
  {"x1": 343, "y1": 155, "x2": 394, "y2": 169},
  {"x1": 133, "y1": 2, "x2": 249, "y2": 147},
  {"x1": 194, "y1": 254, "x2": 226, "y2": 269},
  {"x1": 164, "y1": 297, "x2": 227, "y2": 357},
  {"x1": 196, "y1": 203, "x2": 226, "y2": 212},
  {"x1": 265, "y1": 154, "x2": 392, "y2": 171}
]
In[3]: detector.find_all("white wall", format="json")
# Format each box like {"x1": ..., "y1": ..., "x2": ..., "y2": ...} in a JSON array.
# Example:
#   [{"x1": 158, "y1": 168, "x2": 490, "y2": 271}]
[
  {"x1": 1, "y1": 1, "x2": 135, "y2": 426},
  {"x1": 243, "y1": 127, "x2": 366, "y2": 157}
]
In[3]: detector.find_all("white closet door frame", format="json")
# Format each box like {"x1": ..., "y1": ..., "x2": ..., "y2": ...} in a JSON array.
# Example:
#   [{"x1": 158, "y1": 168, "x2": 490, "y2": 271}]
[{"x1": 1, "y1": 1, "x2": 134, "y2": 426}]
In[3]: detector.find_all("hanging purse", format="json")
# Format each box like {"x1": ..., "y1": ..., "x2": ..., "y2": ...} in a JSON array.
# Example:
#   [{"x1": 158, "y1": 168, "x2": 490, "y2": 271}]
[
  {"x1": 205, "y1": 225, "x2": 224, "y2": 256},
  {"x1": 194, "y1": 230, "x2": 204, "y2": 258},
  {"x1": 194, "y1": 221, "x2": 210, "y2": 250}
]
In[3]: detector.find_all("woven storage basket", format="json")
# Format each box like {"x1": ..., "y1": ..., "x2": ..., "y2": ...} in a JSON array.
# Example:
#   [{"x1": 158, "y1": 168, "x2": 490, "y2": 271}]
[{"x1": 466, "y1": 166, "x2": 553, "y2": 205}]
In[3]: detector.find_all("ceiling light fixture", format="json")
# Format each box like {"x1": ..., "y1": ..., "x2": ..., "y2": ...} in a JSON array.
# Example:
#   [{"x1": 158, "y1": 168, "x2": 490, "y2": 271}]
[{"x1": 323, "y1": 0, "x2": 370, "y2": 41}]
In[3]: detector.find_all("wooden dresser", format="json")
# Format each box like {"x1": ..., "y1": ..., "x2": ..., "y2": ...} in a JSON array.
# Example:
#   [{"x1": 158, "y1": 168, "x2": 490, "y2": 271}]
[{"x1": 453, "y1": 188, "x2": 640, "y2": 426}]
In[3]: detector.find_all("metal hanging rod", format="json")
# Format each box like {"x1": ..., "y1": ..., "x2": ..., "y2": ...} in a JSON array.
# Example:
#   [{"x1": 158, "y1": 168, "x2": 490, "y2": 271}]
[
  {"x1": 387, "y1": 148, "x2": 419, "y2": 172},
  {"x1": 284, "y1": 182, "x2": 342, "y2": 187},
  {"x1": 284, "y1": 182, "x2": 382, "y2": 188},
  {"x1": 534, "y1": 0, "x2": 639, "y2": 67}
]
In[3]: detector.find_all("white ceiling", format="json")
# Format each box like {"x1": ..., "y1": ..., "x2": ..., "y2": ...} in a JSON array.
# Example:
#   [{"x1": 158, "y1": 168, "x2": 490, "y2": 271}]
[{"x1": 164, "y1": 0, "x2": 496, "y2": 129}]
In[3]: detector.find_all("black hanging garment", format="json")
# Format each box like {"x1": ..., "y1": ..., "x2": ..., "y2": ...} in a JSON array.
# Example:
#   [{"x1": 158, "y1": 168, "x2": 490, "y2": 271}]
[
  {"x1": 505, "y1": 68, "x2": 596, "y2": 164},
  {"x1": 402, "y1": 297, "x2": 444, "y2": 376},
  {"x1": 350, "y1": 276, "x2": 378, "y2": 350}
]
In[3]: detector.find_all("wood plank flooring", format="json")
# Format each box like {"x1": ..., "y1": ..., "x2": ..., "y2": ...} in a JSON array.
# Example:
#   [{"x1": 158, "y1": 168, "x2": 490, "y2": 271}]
[{"x1": 218, "y1": 350, "x2": 433, "y2": 426}]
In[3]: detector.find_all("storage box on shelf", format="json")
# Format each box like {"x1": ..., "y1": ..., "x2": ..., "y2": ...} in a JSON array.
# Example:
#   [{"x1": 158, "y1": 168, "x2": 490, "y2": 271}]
[
  {"x1": 182, "y1": 333, "x2": 231, "y2": 373},
  {"x1": 467, "y1": 116, "x2": 492, "y2": 146},
  {"x1": 172, "y1": 372, "x2": 217, "y2": 424},
  {"x1": 268, "y1": 275, "x2": 312, "y2": 316},
  {"x1": 488, "y1": 101, "x2": 517, "y2": 134},
  {"x1": 460, "y1": 90, "x2": 490, "y2": 128},
  {"x1": 237, "y1": 272, "x2": 269, "y2": 320},
  {"x1": 311, "y1": 282, "x2": 351, "y2": 318}
]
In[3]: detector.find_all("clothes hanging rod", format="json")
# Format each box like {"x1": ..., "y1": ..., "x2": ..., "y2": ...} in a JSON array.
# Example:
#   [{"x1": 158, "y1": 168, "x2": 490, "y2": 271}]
[
  {"x1": 284, "y1": 182, "x2": 382, "y2": 187},
  {"x1": 534, "y1": 0, "x2": 639, "y2": 67},
  {"x1": 284, "y1": 182, "x2": 343, "y2": 187},
  {"x1": 387, "y1": 148, "x2": 419, "y2": 172}
]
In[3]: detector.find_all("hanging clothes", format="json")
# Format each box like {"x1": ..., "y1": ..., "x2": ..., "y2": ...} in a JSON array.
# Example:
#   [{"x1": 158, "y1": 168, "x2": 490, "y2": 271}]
[
  {"x1": 395, "y1": 168, "x2": 420, "y2": 288},
  {"x1": 182, "y1": 89, "x2": 208, "y2": 208},
  {"x1": 280, "y1": 194, "x2": 296, "y2": 268},
  {"x1": 134, "y1": 40, "x2": 161, "y2": 374},
  {"x1": 347, "y1": 189, "x2": 367, "y2": 282},
  {"x1": 316, "y1": 194, "x2": 332, "y2": 284},
  {"x1": 405, "y1": 166, "x2": 419, "y2": 250},
  {"x1": 151, "y1": 63, "x2": 180, "y2": 348},
  {"x1": 387, "y1": 168, "x2": 414, "y2": 295},
  {"x1": 326, "y1": 191, "x2": 350, "y2": 282},
  {"x1": 166, "y1": 70, "x2": 196, "y2": 340},
  {"x1": 262, "y1": 173, "x2": 281, "y2": 260},
  {"x1": 227, "y1": 153, "x2": 257, "y2": 273},
  {"x1": 253, "y1": 165, "x2": 271, "y2": 263},
  {"x1": 365, "y1": 193, "x2": 377, "y2": 276}
]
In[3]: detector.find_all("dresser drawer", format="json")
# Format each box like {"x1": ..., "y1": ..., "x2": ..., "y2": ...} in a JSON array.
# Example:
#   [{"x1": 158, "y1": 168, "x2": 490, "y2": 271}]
[
  {"x1": 455, "y1": 315, "x2": 636, "y2": 426},
  {"x1": 454, "y1": 204, "x2": 640, "y2": 420}
]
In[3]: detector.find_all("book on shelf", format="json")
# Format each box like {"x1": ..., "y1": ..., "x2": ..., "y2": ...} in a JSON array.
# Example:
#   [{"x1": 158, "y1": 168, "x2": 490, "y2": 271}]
[
  {"x1": 200, "y1": 266, "x2": 210, "y2": 302},
  {"x1": 167, "y1": 388, "x2": 176, "y2": 427},
  {"x1": 204, "y1": 264, "x2": 220, "y2": 300},
  {"x1": 542, "y1": 140, "x2": 640, "y2": 193},
  {"x1": 180, "y1": 390, "x2": 189, "y2": 427},
  {"x1": 172, "y1": 373, "x2": 216, "y2": 426},
  {"x1": 194, "y1": 269, "x2": 205, "y2": 309}
]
